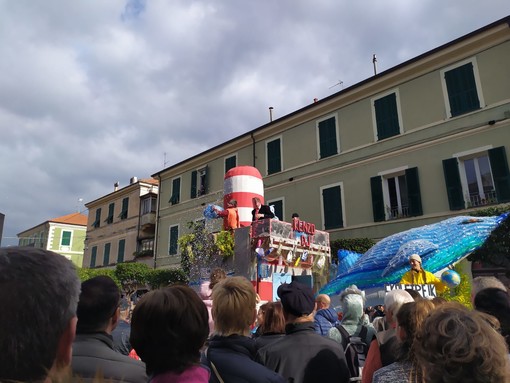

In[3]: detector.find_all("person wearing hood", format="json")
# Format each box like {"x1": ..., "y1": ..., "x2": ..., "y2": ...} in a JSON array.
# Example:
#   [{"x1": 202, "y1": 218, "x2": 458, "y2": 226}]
[
  {"x1": 328, "y1": 285, "x2": 376, "y2": 347},
  {"x1": 314, "y1": 294, "x2": 339, "y2": 336},
  {"x1": 400, "y1": 254, "x2": 447, "y2": 293}
]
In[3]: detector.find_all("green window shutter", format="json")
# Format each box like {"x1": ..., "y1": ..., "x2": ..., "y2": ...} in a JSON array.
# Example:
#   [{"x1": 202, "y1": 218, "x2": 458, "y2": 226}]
[
  {"x1": 106, "y1": 203, "x2": 114, "y2": 224},
  {"x1": 370, "y1": 176, "x2": 385, "y2": 222},
  {"x1": 319, "y1": 117, "x2": 338, "y2": 159},
  {"x1": 406, "y1": 167, "x2": 423, "y2": 216},
  {"x1": 267, "y1": 139, "x2": 281, "y2": 175},
  {"x1": 169, "y1": 226, "x2": 179, "y2": 255},
  {"x1": 117, "y1": 239, "x2": 125, "y2": 263},
  {"x1": 170, "y1": 178, "x2": 181, "y2": 204},
  {"x1": 489, "y1": 146, "x2": 510, "y2": 203},
  {"x1": 442, "y1": 158, "x2": 464, "y2": 210},
  {"x1": 269, "y1": 200, "x2": 283, "y2": 221},
  {"x1": 103, "y1": 243, "x2": 111, "y2": 266},
  {"x1": 119, "y1": 198, "x2": 129, "y2": 219},
  {"x1": 93, "y1": 208, "x2": 101, "y2": 228},
  {"x1": 61, "y1": 231, "x2": 72, "y2": 246},
  {"x1": 90, "y1": 246, "x2": 97, "y2": 267},
  {"x1": 190, "y1": 171, "x2": 197, "y2": 198},
  {"x1": 225, "y1": 156, "x2": 236, "y2": 173},
  {"x1": 444, "y1": 62, "x2": 480, "y2": 117},
  {"x1": 374, "y1": 93, "x2": 400, "y2": 140},
  {"x1": 322, "y1": 186, "x2": 343, "y2": 229}
]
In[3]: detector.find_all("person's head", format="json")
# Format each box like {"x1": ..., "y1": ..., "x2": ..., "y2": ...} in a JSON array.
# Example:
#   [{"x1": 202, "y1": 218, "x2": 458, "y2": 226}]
[
  {"x1": 408, "y1": 254, "x2": 422, "y2": 272},
  {"x1": 212, "y1": 276, "x2": 257, "y2": 336},
  {"x1": 0, "y1": 247, "x2": 80, "y2": 382},
  {"x1": 339, "y1": 285, "x2": 366, "y2": 323},
  {"x1": 474, "y1": 287, "x2": 510, "y2": 348},
  {"x1": 130, "y1": 284, "x2": 209, "y2": 375},
  {"x1": 315, "y1": 294, "x2": 331, "y2": 310},
  {"x1": 404, "y1": 288, "x2": 423, "y2": 301},
  {"x1": 291, "y1": 213, "x2": 299, "y2": 219},
  {"x1": 257, "y1": 302, "x2": 269, "y2": 327},
  {"x1": 415, "y1": 302, "x2": 510, "y2": 383},
  {"x1": 252, "y1": 197, "x2": 262, "y2": 209},
  {"x1": 431, "y1": 296, "x2": 447, "y2": 307},
  {"x1": 76, "y1": 275, "x2": 120, "y2": 334},
  {"x1": 395, "y1": 300, "x2": 435, "y2": 360},
  {"x1": 119, "y1": 298, "x2": 131, "y2": 321},
  {"x1": 260, "y1": 301, "x2": 286, "y2": 334},
  {"x1": 277, "y1": 281, "x2": 316, "y2": 323},
  {"x1": 209, "y1": 267, "x2": 227, "y2": 291},
  {"x1": 227, "y1": 199, "x2": 237, "y2": 208},
  {"x1": 471, "y1": 276, "x2": 507, "y2": 303},
  {"x1": 384, "y1": 289, "x2": 414, "y2": 325}
]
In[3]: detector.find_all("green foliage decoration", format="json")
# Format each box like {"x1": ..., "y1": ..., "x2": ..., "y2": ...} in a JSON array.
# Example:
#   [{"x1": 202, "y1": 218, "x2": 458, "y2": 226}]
[
  {"x1": 330, "y1": 238, "x2": 376, "y2": 263},
  {"x1": 438, "y1": 263, "x2": 472, "y2": 308}
]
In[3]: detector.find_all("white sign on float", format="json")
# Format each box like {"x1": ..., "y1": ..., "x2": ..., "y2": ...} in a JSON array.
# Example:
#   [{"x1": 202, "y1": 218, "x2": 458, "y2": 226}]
[{"x1": 385, "y1": 283, "x2": 437, "y2": 299}]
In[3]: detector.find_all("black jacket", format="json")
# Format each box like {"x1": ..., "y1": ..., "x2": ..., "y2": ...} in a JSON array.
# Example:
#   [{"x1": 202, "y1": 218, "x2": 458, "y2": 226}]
[
  {"x1": 203, "y1": 334, "x2": 285, "y2": 383},
  {"x1": 72, "y1": 332, "x2": 147, "y2": 383},
  {"x1": 252, "y1": 205, "x2": 275, "y2": 221},
  {"x1": 256, "y1": 322, "x2": 350, "y2": 383}
]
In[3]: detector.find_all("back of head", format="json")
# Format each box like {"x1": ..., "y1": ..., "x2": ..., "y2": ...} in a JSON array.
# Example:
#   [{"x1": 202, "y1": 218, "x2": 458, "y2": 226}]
[
  {"x1": 339, "y1": 285, "x2": 365, "y2": 322},
  {"x1": 130, "y1": 284, "x2": 209, "y2": 375},
  {"x1": 212, "y1": 276, "x2": 256, "y2": 336},
  {"x1": 0, "y1": 247, "x2": 80, "y2": 381},
  {"x1": 474, "y1": 287, "x2": 510, "y2": 348},
  {"x1": 384, "y1": 289, "x2": 414, "y2": 316},
  {"x1": 209, "y1": 267, "x2": 227, "y2": 291},
  {"x1": 315, "y1": 294, "x2": 331, "y2": 310},
  {"x1": 77, "y1": 275, "x2": 120, "y2": 333},
  {"x1": 261, "y1": 301, "x2": 286, "y2": 334},
  {"x1": 471, "y1": 277, "x2": 506, "y2": 301},
  {"x1": 415, "y1": 302, "x2": 510, "y2": 383},
  {"x1": 277, "y1": 280, "x2": 316, "y2": 320}
]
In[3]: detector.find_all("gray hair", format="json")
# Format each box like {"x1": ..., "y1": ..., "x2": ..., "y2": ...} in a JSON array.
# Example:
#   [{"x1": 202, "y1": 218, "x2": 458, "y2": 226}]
[
  {"x1": 384, "y1": 289, "x2": 414, "y2": 316},
  {"x1": 0, "y1": 247, "x2": 81, "y2": 381},
  {"x1": 472, "y1": 276, "x2": 506, "y2": 298}
]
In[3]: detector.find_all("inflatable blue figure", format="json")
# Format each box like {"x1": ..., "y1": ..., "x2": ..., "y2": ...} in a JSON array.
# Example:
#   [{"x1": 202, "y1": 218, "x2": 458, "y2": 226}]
[
  {"x1": 203, "y1": 204, "x2": 223, "y2": 219},
  {"x1": 320, "y1": 213, "x2": 509, "y2": 296}
]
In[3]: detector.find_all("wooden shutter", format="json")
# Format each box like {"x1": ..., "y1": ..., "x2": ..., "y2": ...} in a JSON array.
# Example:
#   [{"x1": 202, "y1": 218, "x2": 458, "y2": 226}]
[
  {"x1": 319, "y1": 117, "x2": 337, "y2": 159},
  {"x1": 323, "y1": 186, "x2": 343, "y2": 229},
  {"x1": 190, "y1": 170, "x2": 197, "y2": 198},
  {"x1": 169, "y1": 226, "x2": 179, "y2": 255},
  {"x1": 90, "y1": 247, "x2": 97, "y2": 268},
  {"x1": 489, "y1": 146, "x2": 510, "y2": 203},
  {"x1": 444, "y1": 62, "x2": 480, "y2": 117},
  {"x1": 117, "y1": 239, "x2": 125, "y2": 263},
  {"x1": 442, "y1": 158, "x2": 464, "y2": 210},
  {"x1": 374, "y1": 93, "x2": 399, "y2": 140},
  {"x1": 370, "y1": 176, "x2": 385, "y2": 222},
  {"x1": 406, "y1": 167, "x2": 423, "y2": 216},
  {"x1": 267, "y1": 139, "x2": 281, "y2": 174}
]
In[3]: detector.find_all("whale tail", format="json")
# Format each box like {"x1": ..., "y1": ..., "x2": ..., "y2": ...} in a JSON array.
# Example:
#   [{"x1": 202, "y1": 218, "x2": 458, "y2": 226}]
[{"x1": 337, "y1": 249, "x2": 363, "y2": 276}]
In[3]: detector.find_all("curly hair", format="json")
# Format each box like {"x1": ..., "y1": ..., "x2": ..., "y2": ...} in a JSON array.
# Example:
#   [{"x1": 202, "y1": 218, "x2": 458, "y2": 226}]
[
  {"x1": 415, "y1": 302, "x2": 510, "y2": 383},
  {"x1": 209, "y1": 267, "x2": 227, "y2": 290}
]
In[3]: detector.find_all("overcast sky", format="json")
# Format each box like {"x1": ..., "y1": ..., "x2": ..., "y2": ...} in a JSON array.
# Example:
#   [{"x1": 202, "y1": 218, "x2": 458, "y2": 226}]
[{"x1": 1, "y1": 1, "x2": 509, "y2": 246}]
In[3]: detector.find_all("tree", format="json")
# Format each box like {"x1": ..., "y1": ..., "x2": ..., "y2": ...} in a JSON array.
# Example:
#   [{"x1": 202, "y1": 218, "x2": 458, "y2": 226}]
[
  {"x1": 147, "y1": 268, "x2": 188, "y2": 289},
  {"x1": 114, "y1": 262, "x2": 150, "y2": 301},
  {"x1": 76, "y1": 267, "x2": 120, "y2": 286}
]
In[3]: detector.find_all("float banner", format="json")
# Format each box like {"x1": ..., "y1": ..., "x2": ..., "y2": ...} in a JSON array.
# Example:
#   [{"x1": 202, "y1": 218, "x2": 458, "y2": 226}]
[{"x1": 384, "y1": 283, "x2": 437, "y2": 298}]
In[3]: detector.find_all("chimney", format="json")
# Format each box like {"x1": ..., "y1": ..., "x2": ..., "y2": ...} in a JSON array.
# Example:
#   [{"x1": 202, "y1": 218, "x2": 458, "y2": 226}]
[
  {"x1": 269, "y1": 107, "x2": 274, "y2": 122},
  {"x1": 130, "y1": 177, "x2": 138, "y2": 185},
  {"x1": 114, "y1": 182, "x2": 119, "y2": 191}
]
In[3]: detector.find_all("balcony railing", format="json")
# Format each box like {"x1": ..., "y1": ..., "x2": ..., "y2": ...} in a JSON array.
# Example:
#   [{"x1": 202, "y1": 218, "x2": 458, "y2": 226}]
[
  {"x1": 469, "y1": 190, "x2": 497, "y2": 207},
  {"x1": 388, "y1": 205, "x2": 409, "y2": 220}
]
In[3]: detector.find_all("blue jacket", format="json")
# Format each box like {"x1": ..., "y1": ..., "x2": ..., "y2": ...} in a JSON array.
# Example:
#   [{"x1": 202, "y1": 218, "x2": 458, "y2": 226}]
[
  {"x1": 203, "y1": 334, "x2": 285, "y2": 383},
  {"x1": 314, "y1": 308, "x2": 339, "y2": 336}
]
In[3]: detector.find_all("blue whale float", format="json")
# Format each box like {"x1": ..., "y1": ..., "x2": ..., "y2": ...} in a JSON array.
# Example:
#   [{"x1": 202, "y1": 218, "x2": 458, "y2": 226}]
[{"x1": 319, "y1": 213, "x2": 509, "y2": 296}]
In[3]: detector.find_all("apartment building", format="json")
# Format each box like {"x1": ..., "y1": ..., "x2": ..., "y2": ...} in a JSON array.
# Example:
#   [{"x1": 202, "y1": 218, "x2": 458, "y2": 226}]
[
  {"x1": 152, "y1": 16, "x2": 510, "y2": 269},
  {"x1": 82, "y1": 177, "x2": 158, "y2": 269},
  {"x1": 17, "y1": 212, "x2": 88, "y2": 267}
]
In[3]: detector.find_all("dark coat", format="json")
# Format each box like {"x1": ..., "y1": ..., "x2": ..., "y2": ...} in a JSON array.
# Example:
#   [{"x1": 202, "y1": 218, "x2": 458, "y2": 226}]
[
  {"x1": 203, "y1": 334, "x2": 285, "y2": 383},
  {"x1": 72, "y1": 332, "x2": 147, "y2": 383},
  {"x1": 256, "y1": 322, "x2": 350, "y2": 383},
  {"x1": 254, "y1": 333, "x2": 285, "y2": 352},
  {"x1": 314, "y1": 308, "x2": 339, "y2": 336},
  {"x1": 252, "y1": 205, "x2": 275, "y2": 221},
  {"x1": 111, "y1": 319, "x2": 132, "y2": 356}
]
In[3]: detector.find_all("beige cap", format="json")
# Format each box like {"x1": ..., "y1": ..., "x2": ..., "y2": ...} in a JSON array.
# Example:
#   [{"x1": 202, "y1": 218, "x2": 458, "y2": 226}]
[{"x1": 409, "y1": 254, "x2": 422, "y2": 263}]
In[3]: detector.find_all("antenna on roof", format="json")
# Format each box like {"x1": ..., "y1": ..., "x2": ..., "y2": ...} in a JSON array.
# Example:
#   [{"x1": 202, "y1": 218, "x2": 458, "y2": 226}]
[
  {"x1": 373, "y1": 54, "x2": 378, "y2": 75},
  {"x1": 329, "y1": 80, "x2": 344, "y2": 89},
  {"x1": 164, "y1": 152, "x2": 169, "y2": 168}
]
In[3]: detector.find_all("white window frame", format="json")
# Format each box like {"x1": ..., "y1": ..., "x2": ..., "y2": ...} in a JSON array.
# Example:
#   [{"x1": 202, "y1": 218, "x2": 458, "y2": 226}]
[
  {"x1": 224, "y1": 153, "x2": 238, "y2": 174},
  {"x1": 266, "y1": 197, "x2": 285, "y2": 221},
  {"x1": 378, "y1": 166, "x2": 409, "y2": 220},
  {"x1": 320, "y1": 181, "x2": 346, "y2": 230}
]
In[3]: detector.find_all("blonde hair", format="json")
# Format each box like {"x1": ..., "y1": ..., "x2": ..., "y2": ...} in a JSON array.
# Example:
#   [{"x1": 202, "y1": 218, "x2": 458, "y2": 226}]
[
  {"x1": 212, "y1": 276, "x2": 256, "y2": 336},
  {"x1": 415, "y1": 302, "x2": 510, "y2": 383}
]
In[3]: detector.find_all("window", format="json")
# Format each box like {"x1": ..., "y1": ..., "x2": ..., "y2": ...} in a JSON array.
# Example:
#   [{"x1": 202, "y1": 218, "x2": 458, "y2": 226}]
[
  {"x1": 117, "y1": 239, "x2": 125, "y2": 263},
  {"x1": 142, "y1": 196, "x2": 157, "y2": 215},
  {"x1": 443, "y1": 146, "x2": 510, "y2": 210},
  {"x1": 169, "y1": 177, "x2": 181, "y2": 205},
  {"x1": 103, "y1": 243, "x2": 111, "y2": 266},
  {"x1": 140, "y1": 239, "x2": 154, "y2": 252},
  {"x1": 267, "y1": 199, "x2": 283, "y2": 221},
  {"x1": 119, "y1": 197, "x2": 129, "y2": 220},
  {"x1": 318, "y1": 116, "x2": 338, "y2": 159},
  {"x1": 373, "y1": 92, "x2": 401, "y2": 141},
  {"x1": 105, "y1": 203, "x2": 114, "y2": 224},
  {"x1": 267, "y1": 138, "x2": 282, "y2": 175},
  {"x1": 442, "y1": 60, "x2": 481, "y2": 117},
  {"x1": 321, "y1": 184, "x2": 344, "y2": 230},
  {"x1": 371, "y1": 167, "x2": 423, "y2": 222},
  {"x1": 225, "y1": 155, "x2": 237, "y2": 174},
  {"x1": 61, "y1": 231, "x2": 72, "y2": 246},
  {"x1": 169, "y1": 225, "x2": 179, "y2": 256},
  {"x1": 191, "y1": 167, "x2": 208, "y2": 198},
  {"x1": 90, "y1": 246, "x2": 97, "y2": 267},
  {"x1": 92, "y1": 208, "x2": 101, "y2": 228}
]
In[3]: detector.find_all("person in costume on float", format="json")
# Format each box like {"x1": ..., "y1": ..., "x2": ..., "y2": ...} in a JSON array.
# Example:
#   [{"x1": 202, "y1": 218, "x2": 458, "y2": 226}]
[
  {"x1": 213, "y1": 199, "x2": 240, "y2": 231},
  {"x1": 399, "y1": 254, "x2": 448, "y2": 293},
  {"x1": 251, "y1": 197, "x2": 275, "y2": 221}
]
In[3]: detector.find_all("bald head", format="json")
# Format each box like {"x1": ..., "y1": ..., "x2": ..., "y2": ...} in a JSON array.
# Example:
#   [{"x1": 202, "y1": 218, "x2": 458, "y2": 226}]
[{"x1": 315, "y1": 294, "x2": 331, "y2": 310}]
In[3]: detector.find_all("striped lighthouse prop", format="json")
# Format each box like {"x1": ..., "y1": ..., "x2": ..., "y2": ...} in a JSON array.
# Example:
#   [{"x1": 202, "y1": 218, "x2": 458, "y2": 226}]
[{"x1": 224, "y1": 166, "x2": 264, "y2": 227}]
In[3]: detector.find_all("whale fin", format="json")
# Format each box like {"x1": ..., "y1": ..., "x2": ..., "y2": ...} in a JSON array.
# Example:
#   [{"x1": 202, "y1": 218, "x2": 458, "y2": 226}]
[
  {"x1": 337, "y1": 249, "x2": 363, "y2": 276},
  {"x1": 382, "y1": 239, "x2": 438, "y2": 277}
]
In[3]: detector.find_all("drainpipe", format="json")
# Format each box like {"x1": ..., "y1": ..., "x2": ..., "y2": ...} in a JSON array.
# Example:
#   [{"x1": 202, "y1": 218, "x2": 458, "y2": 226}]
[
  {"x1": 153, "y1": 175, "x2": 162, "y2": 269},
  {"x1": 251, "y1": 132, "x2": 256, "y2": 167}
]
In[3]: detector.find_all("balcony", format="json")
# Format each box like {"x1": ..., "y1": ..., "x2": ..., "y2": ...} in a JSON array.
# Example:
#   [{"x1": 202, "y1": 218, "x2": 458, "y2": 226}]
[{"x1": 469, "y1": 190, "x2": 497, "y2": 207}]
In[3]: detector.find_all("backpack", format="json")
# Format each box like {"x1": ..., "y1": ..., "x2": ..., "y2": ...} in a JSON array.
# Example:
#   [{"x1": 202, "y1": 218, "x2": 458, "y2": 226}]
[{"x1": 335, "y1": 324, "x2": 369, "y2": 382}]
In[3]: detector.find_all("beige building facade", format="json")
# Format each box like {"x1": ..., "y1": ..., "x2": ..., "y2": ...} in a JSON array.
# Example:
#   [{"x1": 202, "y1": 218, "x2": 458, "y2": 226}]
[
  {"x1": 83, "y1": 177, "x2": 158, "y2": 269},
  {"x1": 153, "y1": 17, "x2": 510, "y2": 269}
]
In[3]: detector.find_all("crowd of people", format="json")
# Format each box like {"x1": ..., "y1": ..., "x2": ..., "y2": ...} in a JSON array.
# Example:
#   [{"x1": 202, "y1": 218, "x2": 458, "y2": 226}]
[{"x1": 1, "y1": 246, "x2": 510, "y2": 383}]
